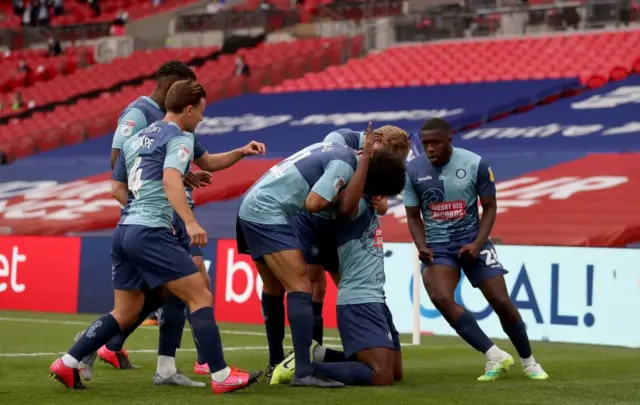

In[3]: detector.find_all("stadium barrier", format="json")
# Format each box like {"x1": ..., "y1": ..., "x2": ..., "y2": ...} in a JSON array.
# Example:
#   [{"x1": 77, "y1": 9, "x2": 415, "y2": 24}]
[{"x1": 0, "y1": 236, "x2": 638, "y2": 348}]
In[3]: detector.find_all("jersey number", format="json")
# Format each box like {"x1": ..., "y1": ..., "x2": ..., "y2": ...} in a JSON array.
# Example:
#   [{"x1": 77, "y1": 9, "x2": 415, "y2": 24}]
[
  {"x1": 480, "y1": 248, "x2": 499, "y2": 266},
  {"x1": 128, "y1": 157, "x2": 143, "y2": 199},
  {"x1": 270, "y1": 149, "x2": 311, "y2": 178}
]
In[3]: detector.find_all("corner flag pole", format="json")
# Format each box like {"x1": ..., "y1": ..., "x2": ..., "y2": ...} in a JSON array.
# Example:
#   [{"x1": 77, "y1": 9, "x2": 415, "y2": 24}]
[{"x1": 412, "y1": 245, "x2": 421, "y2": 345}]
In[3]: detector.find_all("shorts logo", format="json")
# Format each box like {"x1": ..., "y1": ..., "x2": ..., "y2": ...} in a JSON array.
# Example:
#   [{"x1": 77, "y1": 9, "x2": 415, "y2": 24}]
[
  {"x1": 334, "y1": 176, "x2": 345, "y2": 193},
  {"x1": 429, "y1": 200, "x2": 466, "y2": 220},
  {"x1": 177, "y1": 144, "x2": 191, "y2": 162},
  {"x1": 456, "y1": 169, "x2": 466, "y2": 179},
  {"x1": 119, "y1": 120, "x2": 136, "y2": 137}
]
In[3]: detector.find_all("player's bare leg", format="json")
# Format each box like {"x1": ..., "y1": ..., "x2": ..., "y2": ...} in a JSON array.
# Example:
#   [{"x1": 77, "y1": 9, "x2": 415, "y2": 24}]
[
  {"x1": 393, "y1": 348, "x2": 403, "y2": 382},
  {"x1": 165, "y1": 272, "x2": 262, "y2": 394},
  {"x1": 51, "y1": 290, "x2": 145, "y2": 389},
  {"x1": 309, "y1": 264, "x2": 327, "y2": 345},
  {"x1": 191, "y1": 255, "x2": 213, "y2": 376},
  {"x1": 423, "y1": 264, "x2": 513, "y2": 380},
  {"x1": 255, "y1": 261, "x2": 286, "y2": 383},
  {"x1": 265, "y1": 250, "x2": 343, "y2": 388},
  {"x1": 479, "y1": 276, "x2": 549, "y2": 380}
]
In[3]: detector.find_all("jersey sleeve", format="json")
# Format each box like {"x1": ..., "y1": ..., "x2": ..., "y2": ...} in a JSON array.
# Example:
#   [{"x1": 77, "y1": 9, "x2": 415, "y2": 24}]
[
  {"x1": 112, "y1": 108, "x2": 147, "y2": 150},
  {"x1": 310, "y1": 159, "x2": 355, "y2": 202},
  {"x1": 403, "y1": 173, "x2": 420, "y2": 207},
  {"x1": 476, "y1": 158, "x2": 497, "y2": 197},
  {"x1": 111, "y1": 152, "x2": 128, "y2": 182},
  {"x1": 164, "y1": 136, "x2": 195, "y2": 174},
  {"x1": 323, "y1": 129, "x2": 362, "y2": 150},
  {"x1": 350, "y1": 198, "x2": 369, "y2": 220}
]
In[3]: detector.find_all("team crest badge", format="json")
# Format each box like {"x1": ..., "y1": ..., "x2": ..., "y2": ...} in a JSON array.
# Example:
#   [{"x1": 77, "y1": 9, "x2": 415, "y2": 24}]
[
  {"x1": 119, "y1": 120, "x2": 135, "y2": 137},
  {"x1": 177, "y1": 144, "x2": 191, "y2": 162}
]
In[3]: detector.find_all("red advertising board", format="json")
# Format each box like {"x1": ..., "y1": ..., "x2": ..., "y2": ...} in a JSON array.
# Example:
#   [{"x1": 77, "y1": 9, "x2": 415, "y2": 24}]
[
  {"x1": 214, "y1": 239, "x2": 338, "y2": 327},
  {"x1": 0, "y1": 236, "x2": 81, "y2": 313}
]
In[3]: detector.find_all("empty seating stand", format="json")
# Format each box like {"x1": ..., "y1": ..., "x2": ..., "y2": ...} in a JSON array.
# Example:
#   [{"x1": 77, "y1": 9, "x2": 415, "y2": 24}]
[{"x1": 261, "y1": 31, "x2": 640, "y2": 93}]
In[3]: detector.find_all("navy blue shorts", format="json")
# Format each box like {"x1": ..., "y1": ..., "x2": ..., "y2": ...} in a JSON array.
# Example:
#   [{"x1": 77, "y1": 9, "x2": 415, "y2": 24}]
[
  {"x1": 422, "y1": 239, "x2": 507, "y2": 288},
  {"x1": 173, "y1": 213, "x2": 203, "y2": 257},
  {"x1": 337, "y1": 302, "x2": 401, "y2": 359},
  {"x1": 236, "y1": 216, "x2": 300, "y2": 261},
  {"x1": 292, "y1": 212, "x2": 339, "y2": 274},
  {"x1": 112, "y1": 225, "x2": 198, "y2": 291}
]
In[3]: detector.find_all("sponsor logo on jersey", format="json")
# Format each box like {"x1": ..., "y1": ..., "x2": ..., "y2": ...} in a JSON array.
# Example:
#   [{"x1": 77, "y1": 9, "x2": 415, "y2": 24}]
[{"x1": 429, "y1": 200, "x2": 466, "y2": 220}]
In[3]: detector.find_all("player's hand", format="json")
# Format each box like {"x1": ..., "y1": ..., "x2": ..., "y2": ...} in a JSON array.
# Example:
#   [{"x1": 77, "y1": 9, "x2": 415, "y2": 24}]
[
  {"x1": 362, "y1": 122, "x2": 383, "y2": 158},
  {"x1": 186, "y1": 221, "x2": 208, "y2": 247},
  {"x1": 458, "y1": 243, "x2": 480, "y2": 262},
  {"x1": 183, "y1": 171, "x2": 201, "y2": 189},
  {"x1": 418, "y1": 247, "x2": 433, "y2": 264},
  {"x1": 370, "y1": 196, "x2": 389, "y2": 215},
  {"x1": 240, "y1": 141, "x2": 266, "y2": 157},
  {"x1": 192, "y1": 170, "x2": 212, "y2": 187}
]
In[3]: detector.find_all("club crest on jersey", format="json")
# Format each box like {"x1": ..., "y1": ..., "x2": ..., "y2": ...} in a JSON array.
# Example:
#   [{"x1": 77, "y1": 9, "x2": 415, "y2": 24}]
[
  {"x1": 334, "y1": 176, "x2": 345, "y2": 193},
  {"x1": 177, "y1": 144, "x2": 191, "y2": 162},
  {"x1": 456, "y1": 169, "x2": 466, "y2": 179},
  {"x1": 119, "y1": 120, "x2": 136, "y2": 137}
]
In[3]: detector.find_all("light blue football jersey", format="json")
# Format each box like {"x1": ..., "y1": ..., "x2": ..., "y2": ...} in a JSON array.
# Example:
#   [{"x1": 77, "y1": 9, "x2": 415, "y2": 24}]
[
  {"x1": 239, "y1": 142, "x2": 357, "y2": 225},
  {"x1": 403, "y1": 147, "x2": 496, "y2": 244},
  {"x1": 335, "y1": 198, "x2": 385, "y2": 305},
  {"x1": 112, "y1": 121, "x2": 194, "y2": 228}
]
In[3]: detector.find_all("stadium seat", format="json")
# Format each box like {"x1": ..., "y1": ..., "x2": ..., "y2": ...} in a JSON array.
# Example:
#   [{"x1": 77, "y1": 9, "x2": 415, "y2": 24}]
[
  {"x1": 261, "y1": 31, "x2": 640, "y2": 93},
  {"x1": 0, "y1": 38, "x2": 350, "y2": 159},
  {"x1": 0, "y1": 0, "x2": 202, "y2": 29}
]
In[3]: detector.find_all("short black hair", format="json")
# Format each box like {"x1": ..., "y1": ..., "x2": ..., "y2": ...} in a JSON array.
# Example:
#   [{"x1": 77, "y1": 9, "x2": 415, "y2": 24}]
[
  {"x1": 364, "y1": 149, "x2": 406, "y2": 197},
  {"x1": 421, "y1": 117, "x2": 451, "y2": 133},
  {"x1": 156, "y1": 60, "x2": 196, "y2": 81}
]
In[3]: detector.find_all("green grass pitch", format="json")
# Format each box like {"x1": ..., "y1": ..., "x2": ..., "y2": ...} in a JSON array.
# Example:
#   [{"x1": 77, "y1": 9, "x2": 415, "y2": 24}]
[{"x1": 1, "y1": 310, "x2": 639, "y2": 404}]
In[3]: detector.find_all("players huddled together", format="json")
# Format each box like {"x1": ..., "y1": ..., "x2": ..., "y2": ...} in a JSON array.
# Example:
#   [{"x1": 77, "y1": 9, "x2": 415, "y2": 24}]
[{"x1": 49, "y1": 61, "x2": 548, "y2": 395}]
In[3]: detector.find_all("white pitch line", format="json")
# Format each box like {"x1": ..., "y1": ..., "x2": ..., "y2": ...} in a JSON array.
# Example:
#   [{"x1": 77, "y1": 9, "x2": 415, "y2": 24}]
[{"x1": 0, "y1": 316, "x2": 342, "y2": 342}]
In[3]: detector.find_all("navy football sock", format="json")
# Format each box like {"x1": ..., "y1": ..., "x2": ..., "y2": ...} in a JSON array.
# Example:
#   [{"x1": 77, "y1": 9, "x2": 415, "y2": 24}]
[
  {"x1": 189, "y1": 307, "x2": 227, "y2": 373},
  {"x1": 70, "y1": 314, "x2": 122, "y2": 361},
  {"x1": 451, "y1": 309, "x2": 494, "y2": 353},
  {"x1": 261, "y1": 292, "x2": 285, "y2": 366},
  {"x1": 186, "y1": 310, "x2": 207, "y2": 365},
  {"x1": 312, "y1": 361, "x2": 373, "y2": 385},
  {"x1": 324, "y1": 348, "x2": 346, "y2": 363},
  {"x1": 106, "y1": 290, "x2": 164, "y2": 352},
  {"x1": 501, "y1": 320, "x2": 532, "y2": 358},
  {"x1": 158, "y1": 296, "x2": 186, "y2": 358},
  {"x1": 287, "y1": 292, "x2": 314, "y2": 378},
  {"x1": 312, "y1": 301, "x2": 324, "y2": 345}
]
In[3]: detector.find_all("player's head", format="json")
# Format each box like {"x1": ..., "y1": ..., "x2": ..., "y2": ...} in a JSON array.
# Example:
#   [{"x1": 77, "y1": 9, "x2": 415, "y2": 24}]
[
  {"x1": 373, "y1": 125, "x2": 410, "y2": 159},
  {"x1": 364, "y1": 149, "x2": 406, "y2": 197},
  {"x1": 156, "y1": 61, "x2": 197, "y2": 94},
  {"x1": 165, "y1": 80, "x2": 207, "y2": 133},
  {"x1": 420, "y1": 118, "x2": 452, "y2": 166}
]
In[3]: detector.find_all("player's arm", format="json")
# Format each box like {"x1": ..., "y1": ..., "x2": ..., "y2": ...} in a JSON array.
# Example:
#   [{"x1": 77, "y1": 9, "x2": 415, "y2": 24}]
[
  {"x1": 403, "y1": 174, "x2": 427, "y2": 250},
  {"x1": 194, "y1": 140, "x2": 266, "y2": 172},
  {"x1": 337, "y1": 131, "x2": 382, "y2": 215},
  {"x1": 305, "y1": 159, "x2": 354, "y2": 213},
  {"x1": 110, "y1": 109, "x2": 147, "y2": 169},
  {"x1": 110, "y1": 152, "x2": 129, "y2": 206},
  {"x1": 474, "y1": 159, "x2": 497, "y2": 247},
  {"x1": 163, "y1": 137, "x2": 197, "y2": 225}
]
